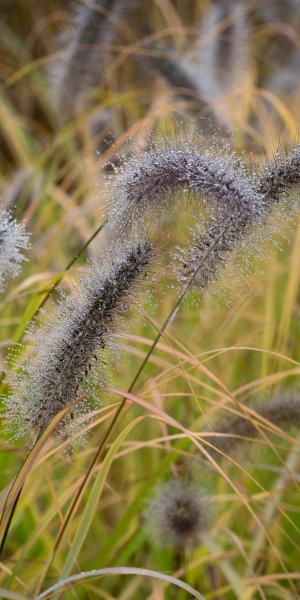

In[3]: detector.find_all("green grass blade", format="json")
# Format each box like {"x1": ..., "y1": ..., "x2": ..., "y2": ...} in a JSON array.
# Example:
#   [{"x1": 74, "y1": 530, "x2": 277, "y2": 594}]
[{"x1": 56, "y1": 416, "x2": 145, "y2": 590}]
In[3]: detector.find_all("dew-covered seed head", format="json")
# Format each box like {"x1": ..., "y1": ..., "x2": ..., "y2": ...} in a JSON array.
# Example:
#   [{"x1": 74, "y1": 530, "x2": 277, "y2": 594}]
[
  {"x1": 108, "y1": 141, "x2": 264, "y2": 235},
  {"x1": 5, "y1": 238, "x2": 153, "y2": 443},
  {"x1": 0, "y1": 209, "x2": 30, "y2": 293},
  {"x1": 108, "y1": 141, "x2": 264, "y2": 289},
  {"x1": 257, "y1": 145, "x2": 300, "y2": 204}
]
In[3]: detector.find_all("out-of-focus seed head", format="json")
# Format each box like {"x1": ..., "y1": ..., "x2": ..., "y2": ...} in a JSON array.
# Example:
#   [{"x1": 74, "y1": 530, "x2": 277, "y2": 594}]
[
  {"x1": 196, "y1": 1, "x2": 252, "y2": 95},
  {"x1": 144, "y1": 478, "x2": 208, "y2": 550},
  {"x1": 207, "y1": 389, "x2": 300, "y2": 460},
  {"x1": 50, "y1": 0, "x2": 133, "y2": 120}
]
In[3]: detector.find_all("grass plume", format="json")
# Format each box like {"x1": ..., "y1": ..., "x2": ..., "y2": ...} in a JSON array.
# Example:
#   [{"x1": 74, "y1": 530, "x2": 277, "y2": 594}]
[
  {"x1": 5, "y1": 239, "x2": 153, "y2": 442},
  {"x1": 257, "y1": 144, "x2": 300, "y2": 203},
  {"x1": 109, "y1": 141, "x2": 263, "y2": 224},
  {"x1": 0, "y1": 209, "x2": 30, "y2": 293},
  {"x1": 109, "y1": 141, "x2": 265, "y2": 291},
  {"x1": 200, "y1": 0, "x2": 251, "y2": 94},
  {"x1": 181, "y1": 142, "x2": 300, "y2": 292},
  {"x1": 144, "y1": 477, "x2": 208, "y2": 550},
  {"x1": 207, "y1": 390, "x2": 300, "y2": 460},
  {"x1": 140, "y1": 45, "x2": 210, "y2": 118},
  {"x1": 51, "y1": 0, "x2": 130, "y2": 119}
]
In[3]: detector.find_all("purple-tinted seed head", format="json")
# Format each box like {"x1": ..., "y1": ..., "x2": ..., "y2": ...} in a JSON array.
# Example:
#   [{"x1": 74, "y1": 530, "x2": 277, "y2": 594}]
[
  {"x1": 110, "y1": 142, "x2": 263, "y2": 225},
  {"x1": 257, "y1": 145, "x2": 300, "y2": 204},
  {"x1": 109, "y1": 141, "x2": 265, "y2": 290},
  {"x1": 195, "y1": 0, "x2": 252, "y2": 98},
  {"x1": 5, "y1": 239, "x2": 153, "y2": 442},
  {"x1": 108, "y1": 139, "x2": 300, "y2": 300},
  {"x1": 51, "y1": 0, "x2": 132, "y2": 119}
]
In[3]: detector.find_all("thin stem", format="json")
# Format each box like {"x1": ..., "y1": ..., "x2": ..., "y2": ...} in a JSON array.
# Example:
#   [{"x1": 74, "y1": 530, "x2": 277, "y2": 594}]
[
  {"x1": 38, "y1": 227, "x2": 226, "y2": 587},
  {"x1": 0, "y1": 489, "x2": 22, "y2": 557},
  {"x1": 35, "y1": 218, "x2": 107, "y2": 315},
  {"x1": 0, "y1": 222, "x2": 108, "y2": 553}
]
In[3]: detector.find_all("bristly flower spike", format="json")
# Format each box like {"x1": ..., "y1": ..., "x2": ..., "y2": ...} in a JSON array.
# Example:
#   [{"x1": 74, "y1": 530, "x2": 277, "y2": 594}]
[
  {"x1": 110, "y1": 142, "x2": 264, "y2": 225},
  {"x1": 178, "y1": 141, "x2": 300, "y2": 290},
  {"x1": 195, "y1": 0, "x2": 252, "y2": 99},
  {"x1": 108, "y1": 141, "x2": 265, "y2": 290},
  {"x1": 109, "y1": 140, "x2": 300, "y2": 295},
  {"x1": 140, "y1": 45, "x2": 211, "y2": 124},
  {"x1": 207, "y1": 390, "x2": 300, "y2": 460},
  {"x1": 51, "y1": 0, "x2": 131, "y2": 119},
  {"x1": 144, "y1": 478, "x2": 208, "y2": 550},
  {"x1": 0, "y1": 209, "x2": 30, "y2": 293},
  {"x1": 257, "y1": 144, "x2": 300, "y2": 204},
  {"x1": 6, "y1": 239, "x2": 153, "y2": 442}
]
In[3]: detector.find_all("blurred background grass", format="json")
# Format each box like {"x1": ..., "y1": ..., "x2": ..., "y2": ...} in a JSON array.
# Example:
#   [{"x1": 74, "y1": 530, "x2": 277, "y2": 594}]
[{"x1": 1, "y1": 0, "x2": 300, "y2": 598}]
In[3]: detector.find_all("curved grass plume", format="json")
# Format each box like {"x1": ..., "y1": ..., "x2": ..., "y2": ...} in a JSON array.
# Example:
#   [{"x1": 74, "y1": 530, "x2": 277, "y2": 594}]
[{"x1": 1, "y1": 1, "x2": 300, "y2": 598}]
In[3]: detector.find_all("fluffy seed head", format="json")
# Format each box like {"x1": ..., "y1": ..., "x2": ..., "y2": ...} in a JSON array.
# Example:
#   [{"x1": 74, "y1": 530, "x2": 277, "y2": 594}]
[
  {"x1": 257, "y1": 145, "x2": 300, "y2": 204},
  {"x1": 141, "y1": 45, "x2": 207, "y2": 109},
  {"x1": 207, "y1": 390, "x2": 300, "y2": 460},
  {"x1": 144, "y1": 478, "x2": 208, "y2": 550},
  {"x1": 179, "y1": 142, "x2": 300, "y2": 292},
  {"x1": 109, "y1": 140, "x2": 300, "y2": 301},
  {"x1": 109, "y1": 142, "x2": 264, "y2": 229},
  {"x1": 256, "y1": 0, "x2": 300, "y2": 26},
  {"x1": 51, "y1": 0, "x2": 131, "y2": 119},
  {"x1": 107, "y1": 140, "x2": 268, "y2": 297},
  {"x1": 0, "y1": 209, "x2": 30, "y2": 292},
  {"x1": 196, "y1": 0, "x2": 251, "y2": 97},
  {"x1": 5, "y1": 239, "x2": 153, "y2": 442}
]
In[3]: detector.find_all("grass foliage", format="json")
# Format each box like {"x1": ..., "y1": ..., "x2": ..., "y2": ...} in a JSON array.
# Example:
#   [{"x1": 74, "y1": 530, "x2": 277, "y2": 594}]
[{"x1": 1, "y1": 1, "x2": 300, "y2": 598}]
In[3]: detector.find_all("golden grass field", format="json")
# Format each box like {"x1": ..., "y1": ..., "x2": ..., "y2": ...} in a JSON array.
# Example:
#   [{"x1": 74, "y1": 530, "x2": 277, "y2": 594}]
[{"x1": 1, "y1": 1, "x2": 300, "y2": 598}]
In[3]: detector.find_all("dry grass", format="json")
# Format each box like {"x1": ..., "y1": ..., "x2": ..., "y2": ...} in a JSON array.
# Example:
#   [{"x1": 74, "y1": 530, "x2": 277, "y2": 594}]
[{"x1": 1, "y1": 1, "x2": 300, "y2": 598}]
